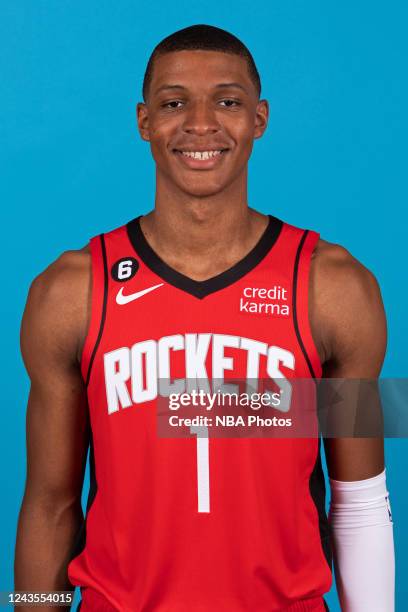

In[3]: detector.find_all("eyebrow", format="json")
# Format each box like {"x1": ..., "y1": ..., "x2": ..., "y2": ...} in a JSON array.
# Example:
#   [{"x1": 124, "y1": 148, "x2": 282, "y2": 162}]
[{"x1": 154, "y1": 82, "x2": 248, "y2": 95}]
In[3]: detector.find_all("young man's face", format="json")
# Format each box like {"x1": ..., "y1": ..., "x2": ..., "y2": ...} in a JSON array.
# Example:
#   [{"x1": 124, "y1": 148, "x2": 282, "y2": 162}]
[{"x1": 137, "y1": 50, "x2": 268, "y2": 198}]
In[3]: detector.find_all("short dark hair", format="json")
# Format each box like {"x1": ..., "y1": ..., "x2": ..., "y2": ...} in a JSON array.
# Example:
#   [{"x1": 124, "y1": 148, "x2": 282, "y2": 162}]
[{"x1": 142, "y1": 24, "x2": 261, "y2": 102}]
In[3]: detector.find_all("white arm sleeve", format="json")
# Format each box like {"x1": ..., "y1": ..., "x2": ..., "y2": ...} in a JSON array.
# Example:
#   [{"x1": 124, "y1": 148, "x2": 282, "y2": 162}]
[{"x1": 328, "y1": 468, "x2": 395, "y2": 612}]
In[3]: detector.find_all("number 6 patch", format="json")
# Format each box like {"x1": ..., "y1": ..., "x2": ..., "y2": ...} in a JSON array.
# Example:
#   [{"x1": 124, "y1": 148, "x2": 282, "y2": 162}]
[{"x1": 111, "y1": 257, "x2": 139, "y2": 282}]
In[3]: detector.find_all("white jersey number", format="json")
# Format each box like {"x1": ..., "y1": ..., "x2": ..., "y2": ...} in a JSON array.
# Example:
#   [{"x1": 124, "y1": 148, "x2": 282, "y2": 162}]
[{"x1": 190, "y1": 426, "x2": 210, "y2": 513}]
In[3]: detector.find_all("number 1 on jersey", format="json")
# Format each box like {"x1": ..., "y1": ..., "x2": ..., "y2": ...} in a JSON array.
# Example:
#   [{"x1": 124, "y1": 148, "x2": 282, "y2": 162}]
[{"x1": 190, "y1": 425, "x2": 210, "y2": 513}]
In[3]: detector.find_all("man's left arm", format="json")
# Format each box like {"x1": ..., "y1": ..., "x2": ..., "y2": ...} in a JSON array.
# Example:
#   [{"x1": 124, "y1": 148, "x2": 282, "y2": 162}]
[{"x1": 310, "y1": 240, "x2": 395, "y2": 611}]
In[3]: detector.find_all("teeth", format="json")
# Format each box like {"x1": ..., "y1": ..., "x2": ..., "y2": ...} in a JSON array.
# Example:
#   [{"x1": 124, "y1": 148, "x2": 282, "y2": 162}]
[{"x1": 180, "y1": 150, "x2": 223, "y2": 160}]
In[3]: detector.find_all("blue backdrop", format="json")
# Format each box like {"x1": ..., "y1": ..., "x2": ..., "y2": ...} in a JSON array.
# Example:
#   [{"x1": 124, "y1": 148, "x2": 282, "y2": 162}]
[{"x1": 1, "y1": 2, "x2": 407, "y2": 610}]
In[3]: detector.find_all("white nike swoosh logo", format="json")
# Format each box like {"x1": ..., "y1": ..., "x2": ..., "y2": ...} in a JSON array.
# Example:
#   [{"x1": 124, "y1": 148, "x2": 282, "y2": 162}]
[{"x1": 116, "y1": 283, "x2": 164, "y2": 305}]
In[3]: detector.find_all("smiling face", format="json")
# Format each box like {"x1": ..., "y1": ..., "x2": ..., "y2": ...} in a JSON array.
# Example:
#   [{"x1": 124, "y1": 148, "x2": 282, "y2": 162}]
[{"x1": 137, "y1": 50, "x2": 268, "y2": 198}]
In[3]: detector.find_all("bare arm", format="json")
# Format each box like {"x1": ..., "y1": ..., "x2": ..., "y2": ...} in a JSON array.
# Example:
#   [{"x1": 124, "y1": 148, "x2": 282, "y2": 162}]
[
  {"x1": 311, "y1": 240, "x2": 394, "y2": 610},
  {"x1": 14, "y1": 248, "x2": 91, "y2": 609},
  {"x1": 310, "y1": 240, "x2": 386, "y2": 479}
]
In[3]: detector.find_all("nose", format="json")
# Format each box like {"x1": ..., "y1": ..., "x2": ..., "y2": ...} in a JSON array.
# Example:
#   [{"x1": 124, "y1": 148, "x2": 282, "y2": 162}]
[{"x1": 182, "y1": 99, "x2": 221, "y2": 136}]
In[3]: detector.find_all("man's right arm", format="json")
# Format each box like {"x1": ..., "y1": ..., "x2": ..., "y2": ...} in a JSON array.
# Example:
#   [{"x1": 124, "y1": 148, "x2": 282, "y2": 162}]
[{"x1": 14, "y1": 248, "x2": 91, "y2": 609}]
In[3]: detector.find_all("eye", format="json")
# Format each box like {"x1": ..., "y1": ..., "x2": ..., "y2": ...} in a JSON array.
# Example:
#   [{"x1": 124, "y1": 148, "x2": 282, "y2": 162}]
[
  {"x1": 219, "y1": 99, "x2": 241, "y2": 108},
  {"x1": 161, "y1": 100, "x2": 184, "y2": 109}
]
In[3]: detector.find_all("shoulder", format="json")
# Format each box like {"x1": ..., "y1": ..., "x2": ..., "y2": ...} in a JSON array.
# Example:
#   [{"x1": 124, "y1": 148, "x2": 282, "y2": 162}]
[
  {"x1": 26, "y1": 246, "x2": 91, "y2": 324},
  {"x1": 309, "y1": 238, "x2": 386, "y2": 373},
  {"x1": 312, "y1": 238, "x2": 380, "y2": 297},
  {"x1": 21, "y1": 246, "x2": 92, "y2": 373}
]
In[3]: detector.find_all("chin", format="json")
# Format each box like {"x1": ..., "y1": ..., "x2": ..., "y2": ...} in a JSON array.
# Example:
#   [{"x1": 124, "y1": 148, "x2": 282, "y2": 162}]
[
  {"x1": 183, "y1": 187, "x2": 225, "y2": 198},
  {"x1": 178, "y1": 179, "x2": 227, "y2": 198}
]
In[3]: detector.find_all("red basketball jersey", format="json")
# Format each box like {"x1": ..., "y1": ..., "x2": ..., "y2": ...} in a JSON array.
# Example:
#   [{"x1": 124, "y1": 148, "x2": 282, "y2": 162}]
[{"x1": 67, "y1": 215, "x2": 333, "y2": 611}]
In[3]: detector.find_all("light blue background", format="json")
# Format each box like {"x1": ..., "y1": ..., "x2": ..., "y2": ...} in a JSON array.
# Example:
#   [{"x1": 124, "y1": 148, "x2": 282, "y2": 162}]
[{"x1": 1, "y1": 2, "x2": 407, "y2": 610}]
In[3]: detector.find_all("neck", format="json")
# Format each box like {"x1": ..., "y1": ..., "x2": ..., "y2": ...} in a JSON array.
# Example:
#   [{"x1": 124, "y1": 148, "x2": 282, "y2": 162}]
[
  {"x1": 146, "y1": 167, "x2": 255, "y2": 255},
  {"x1": 137, "y1": 172, "x2": 269, "y2": 281}
]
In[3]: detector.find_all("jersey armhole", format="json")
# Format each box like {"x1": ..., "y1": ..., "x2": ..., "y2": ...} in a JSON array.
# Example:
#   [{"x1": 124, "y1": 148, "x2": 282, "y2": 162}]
[
  {"x1": 80, "y1": 234, "x2": 108, "y2": 385},
  {"x1": 293, "y1": 230, "x2": 322, "y2": 379}
]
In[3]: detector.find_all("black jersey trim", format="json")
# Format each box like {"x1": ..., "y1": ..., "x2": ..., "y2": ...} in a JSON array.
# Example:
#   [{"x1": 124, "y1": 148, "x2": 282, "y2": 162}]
[
  {"x1": 292, "y1": 230, "x2": 317, "y2": 379},
  {"x1": 85, "y1": 234, "x2": 108, "y2": 387},
  {"x1": 310, "y1": 438, "x2": 333, "y2": 572},
  {"x1": 126, "y1": 215, "x2": 283, "y2": 299},
  {"x1": 67, "y1": 429, "x2": 98, "y2": 568},
  {"x1": 71, "y1": 435, "x2": 98, "y2": 612}
]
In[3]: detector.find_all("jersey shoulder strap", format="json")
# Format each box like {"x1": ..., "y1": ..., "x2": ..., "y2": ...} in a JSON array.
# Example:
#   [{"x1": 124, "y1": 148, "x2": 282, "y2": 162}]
[
  {"x1": 80, "y1": 233, "x2": 107, "y2": 384},
  {"x1": 80, "y1": 224, "x2": 131, "y2": 383},
  {"x1": 285, "y1": 222, "x2": 321, "y2": 379}
]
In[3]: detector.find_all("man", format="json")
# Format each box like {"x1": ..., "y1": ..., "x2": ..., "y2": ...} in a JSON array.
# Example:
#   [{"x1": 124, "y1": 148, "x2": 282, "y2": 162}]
[{"x1": 15, "y1": 24, "x2": 394, "y2": 611}]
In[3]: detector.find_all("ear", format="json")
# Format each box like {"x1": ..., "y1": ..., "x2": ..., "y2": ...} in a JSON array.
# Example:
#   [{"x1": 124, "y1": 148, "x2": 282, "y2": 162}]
[
  {"x1": 137, "y1": 102, "x2": 150, "y2": 142},
  {"x1": 253, "y1": 99, "x2": 269, "y2": 139}
]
